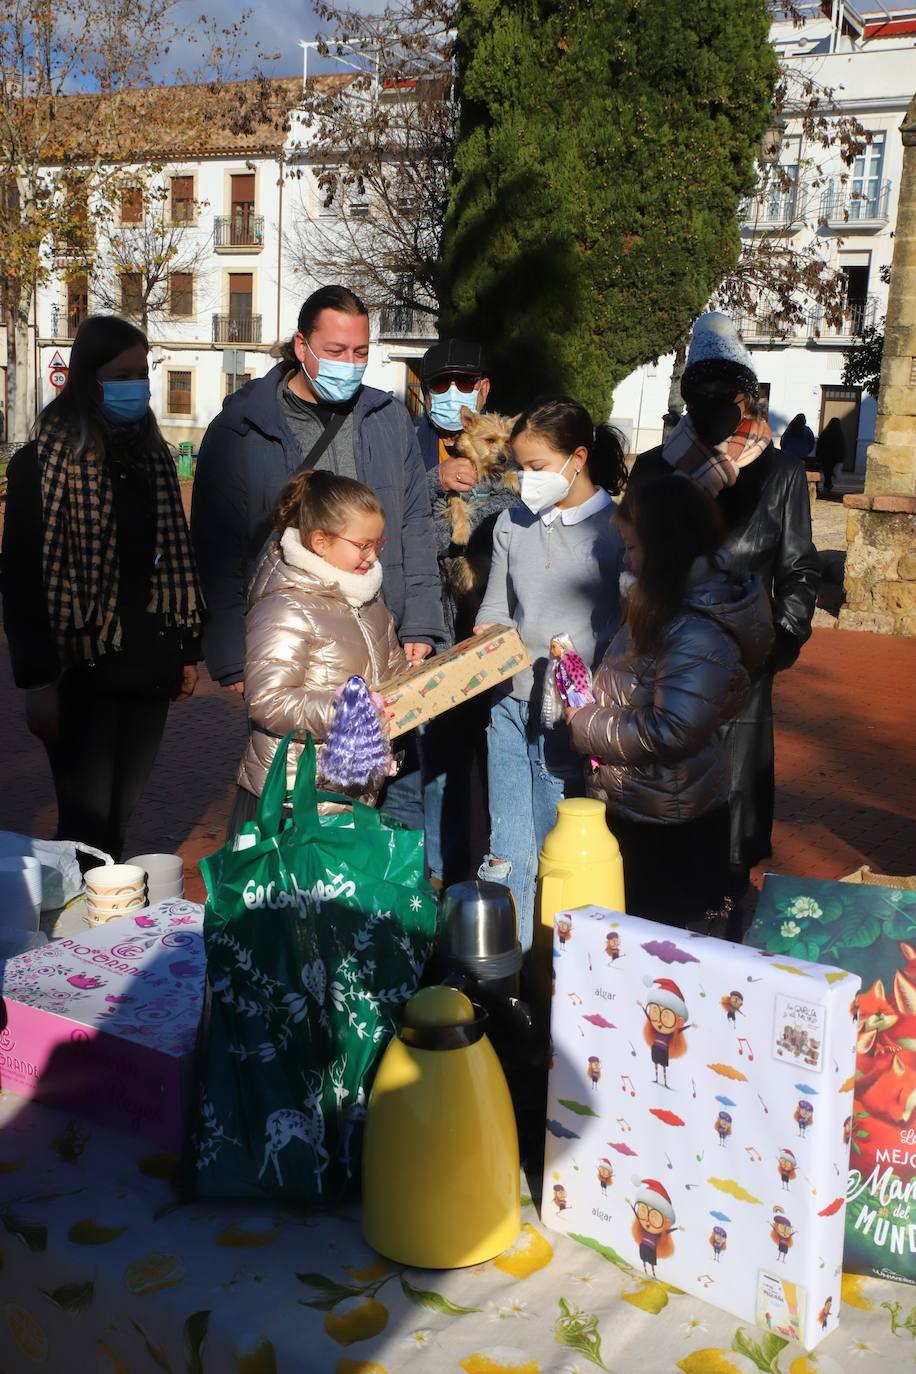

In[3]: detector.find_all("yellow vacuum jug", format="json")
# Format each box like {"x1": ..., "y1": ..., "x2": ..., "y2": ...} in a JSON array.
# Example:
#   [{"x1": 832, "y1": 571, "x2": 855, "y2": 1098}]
[
  {"x1": 533, "y1": 798, "x2": 625, "y2": 1018},
  {"x1": 362, "y1": 985, "x2": 520, "y2": 1268}
]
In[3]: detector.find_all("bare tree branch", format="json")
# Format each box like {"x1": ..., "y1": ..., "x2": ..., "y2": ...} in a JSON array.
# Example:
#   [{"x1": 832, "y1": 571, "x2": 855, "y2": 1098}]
[{"x1": 286, "y1": 0, "x2": 455, "y2": 317}]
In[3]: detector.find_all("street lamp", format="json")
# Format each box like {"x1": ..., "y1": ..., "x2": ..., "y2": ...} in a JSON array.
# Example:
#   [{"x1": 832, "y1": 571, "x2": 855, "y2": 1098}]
[{"x1": 759, "y1": 116, "x2": 788, "y2": 166}]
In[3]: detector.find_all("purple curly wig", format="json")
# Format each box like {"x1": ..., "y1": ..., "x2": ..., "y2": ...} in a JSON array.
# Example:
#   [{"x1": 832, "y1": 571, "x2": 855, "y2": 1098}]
[{"x1": 320, "y1": 676, "x2": 392, "y2": 795}]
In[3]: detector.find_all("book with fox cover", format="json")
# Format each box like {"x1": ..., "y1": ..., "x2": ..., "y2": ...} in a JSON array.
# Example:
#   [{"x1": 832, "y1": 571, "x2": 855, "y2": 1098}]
[{"x1": 749, "y1": 872, "x2": 916, "y2": 1286}]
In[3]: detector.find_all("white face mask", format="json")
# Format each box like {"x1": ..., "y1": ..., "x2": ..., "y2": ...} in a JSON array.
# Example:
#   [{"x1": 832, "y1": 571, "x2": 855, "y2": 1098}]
[{"x1": 519, "y1": 455, "x2": 574, "y2": 514}]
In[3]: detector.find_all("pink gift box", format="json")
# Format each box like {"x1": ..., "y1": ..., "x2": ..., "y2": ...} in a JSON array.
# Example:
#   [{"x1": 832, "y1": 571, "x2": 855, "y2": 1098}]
[{"x1": 0, "y1": 900, "x2": 204, "y2": 1150}]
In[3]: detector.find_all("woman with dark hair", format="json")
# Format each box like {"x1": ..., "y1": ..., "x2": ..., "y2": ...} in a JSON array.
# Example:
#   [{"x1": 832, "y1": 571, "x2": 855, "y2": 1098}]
[
  {"x1": 1, "y1": 315, "x2": 203, "y2": 858},
  {"x1": 566, "y1": 478, "x2": 773, "y2": 929},
  {"x1": 473, "y1": 396, "x2": 627, "y2": 948},
  {"x1": 779, "y1": 413, "x2": 815, "y2": 463},
  {"x1": 630, "y1": 315, "x2": 820, "y2": 919}
]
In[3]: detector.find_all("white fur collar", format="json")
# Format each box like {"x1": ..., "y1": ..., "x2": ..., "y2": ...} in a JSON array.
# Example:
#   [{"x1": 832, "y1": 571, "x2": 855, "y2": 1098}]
[{"x1": 280, "y1": 528, "x2": 383, "y2": 607}]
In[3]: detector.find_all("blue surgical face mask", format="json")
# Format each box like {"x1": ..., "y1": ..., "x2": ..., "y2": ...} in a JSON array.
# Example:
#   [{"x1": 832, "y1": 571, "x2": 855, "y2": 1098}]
[
  {"x1": 427, "y1": 384, "x2": 477, "y2": 434},
  {"x1": 100, "y1": 378, "x2": 151, "y2": 425},
  {"x1": 305, "y1": 340, "x2": 367, "y2": 404}
]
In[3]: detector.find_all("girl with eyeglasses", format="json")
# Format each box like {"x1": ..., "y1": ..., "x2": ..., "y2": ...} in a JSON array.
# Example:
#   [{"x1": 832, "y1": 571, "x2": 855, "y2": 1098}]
[{"x1": 231, "y1": 468, "x2": 406, "y2": 829}]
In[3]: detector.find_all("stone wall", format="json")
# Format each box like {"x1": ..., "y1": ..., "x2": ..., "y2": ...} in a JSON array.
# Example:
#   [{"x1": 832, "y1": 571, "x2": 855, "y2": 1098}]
[
  {"x1": 841, "y1": 93, "x2": 916, "y2": 634},
  {"x1": 841, "y1": 493, "x2": 916, "y2": 634}
]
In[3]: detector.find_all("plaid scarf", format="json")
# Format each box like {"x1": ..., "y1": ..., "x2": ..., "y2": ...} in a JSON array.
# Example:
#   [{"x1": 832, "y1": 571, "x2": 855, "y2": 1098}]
[
  {"x1": 38, "y1": 419, "x2": 203, "y2": 669},
  {"x1": 662, "y1": 411, "x2": 772, "y2": 496}
]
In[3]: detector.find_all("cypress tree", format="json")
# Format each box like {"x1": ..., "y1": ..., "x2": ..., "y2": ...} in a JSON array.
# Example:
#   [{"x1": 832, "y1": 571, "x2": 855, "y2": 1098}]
[{"x1": 439, "y1": 0, "x2": 778, "y2": 415}]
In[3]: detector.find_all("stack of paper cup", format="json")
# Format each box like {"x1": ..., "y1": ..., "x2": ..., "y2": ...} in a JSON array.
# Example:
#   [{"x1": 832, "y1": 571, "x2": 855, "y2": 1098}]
[
  {"x1": 126, "y1": 853, "x2": 184, "y2": 906},
  {"x1": 84, "y1": 864, "x2": 147, "y2": 924},
  {"x1": 0, "y1": 856, "x2": 45, "y2": 958}
]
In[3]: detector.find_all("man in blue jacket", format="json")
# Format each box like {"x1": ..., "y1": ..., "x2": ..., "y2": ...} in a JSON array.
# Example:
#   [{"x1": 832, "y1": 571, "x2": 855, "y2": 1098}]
[{"x1": 191, "y1": 283, "x2": 444, "y2": 825}]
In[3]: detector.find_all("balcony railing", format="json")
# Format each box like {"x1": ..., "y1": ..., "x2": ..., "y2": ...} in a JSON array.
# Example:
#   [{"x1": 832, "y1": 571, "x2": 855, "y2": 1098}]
[
  {"x1": 213, "y1": 214, "x2": 264, "y2": 248},
  {"x1": 739, "y1": 185, "x2": 800, "y2": 230},
  {"x1": 212, "y1": 313, "x2": 262, "y2": 344},
  {"x1": 379, "y1": 304, "x2": 437, "y2": 338},
  {"x1": 733, "y1": 313, "x2": 794, "y2": 343},
  {"x1": 733, "y1": 294, "x2": 880, "y2": 346},
  {"x1": 808, "y1": 294, "x2": 880, "y2": 340},
  {"x1": 819, "y1": 181, "x2": 891, "y2": 228}
]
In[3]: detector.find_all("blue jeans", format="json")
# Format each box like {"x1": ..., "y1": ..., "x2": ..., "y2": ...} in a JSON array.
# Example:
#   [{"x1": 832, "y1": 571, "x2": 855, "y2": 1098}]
[
  {"x1": 423, "y1": 766, "x2": 446, "y2": 880},
  {"x1": 479, "y1": 695, "x2": 584, "y2": 952},
  {"x1": 378, "y1": 730, "x2": 425, "y2": 833}
]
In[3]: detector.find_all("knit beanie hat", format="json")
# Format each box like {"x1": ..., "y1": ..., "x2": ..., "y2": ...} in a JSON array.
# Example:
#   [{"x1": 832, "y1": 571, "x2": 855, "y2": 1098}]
[
  {"x1": 645, "y1": 977, "x2": 688, "y2": 1022},
  {"x1": 681, "y1": 312, "x2": 759, "y2": 402},
  {"x1": 779, "y1": 1148, "x2": 796, "y2": 1166},
  {"x1": 633, "y1": 1177, "x2": 675, "y2": 1222}
]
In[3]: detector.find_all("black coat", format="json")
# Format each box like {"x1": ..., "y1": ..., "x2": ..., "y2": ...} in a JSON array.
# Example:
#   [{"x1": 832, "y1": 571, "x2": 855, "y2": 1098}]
[
  {"x1": 1, "y1": 440, "x2": 197, "y2": 695},
  {"x1": 190, "y1": 365, "x2": 444, "y2": 686},
  {"x1": 629, "y1": 443, "x2": 820, "y2": 868}
]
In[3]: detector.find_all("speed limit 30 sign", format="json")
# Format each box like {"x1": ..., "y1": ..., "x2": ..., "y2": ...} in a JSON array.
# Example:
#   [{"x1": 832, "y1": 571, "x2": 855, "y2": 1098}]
[{"x1": 49, "y1": 350, "x2": 69, "y2": 389}]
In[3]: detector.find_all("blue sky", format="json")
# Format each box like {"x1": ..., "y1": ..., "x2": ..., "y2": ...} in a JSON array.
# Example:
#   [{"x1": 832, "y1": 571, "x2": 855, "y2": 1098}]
[{"x1": 166, "y1": 0, "x2": 361, "y2": 80}]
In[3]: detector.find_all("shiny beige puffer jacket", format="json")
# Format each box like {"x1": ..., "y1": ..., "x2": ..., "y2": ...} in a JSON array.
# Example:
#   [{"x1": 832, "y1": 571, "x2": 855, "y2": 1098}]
[
  {"x1": 568, "y1": 557, "x2": 774, "y2": 825},
  {"x1": 237, "y1": 529, "x2": 407, "y2": 799}
]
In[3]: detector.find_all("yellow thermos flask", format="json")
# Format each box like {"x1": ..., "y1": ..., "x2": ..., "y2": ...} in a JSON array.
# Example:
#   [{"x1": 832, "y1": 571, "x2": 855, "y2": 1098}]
[
  {"x1": 362, "y1": 986, "x2": 520, "y2": 1268},
  {"x1": 533, "y1": 798, "x2": 626, "y2": 1018}
]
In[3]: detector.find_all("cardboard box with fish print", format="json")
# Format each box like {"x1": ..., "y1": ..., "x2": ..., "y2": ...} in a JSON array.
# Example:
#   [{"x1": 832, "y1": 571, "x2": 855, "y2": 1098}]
[
  {"x1": 543, "y1": 906, "x2": 859, "y2": 1349},
  {"x1": 379, "y1": 625, "x2": 529, "y2": 738},
  {"x1": 0, "y1": 901, "x2": 204, "y2": 1149},
  {"x1": 748, "y1": 871, "x2": 916, "y2": 1286}
]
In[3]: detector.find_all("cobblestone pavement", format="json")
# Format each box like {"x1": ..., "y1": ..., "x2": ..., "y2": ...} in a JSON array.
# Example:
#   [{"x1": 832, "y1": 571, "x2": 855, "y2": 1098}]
[{"x1": 1, "y1": 473, "x2": 912, "y2": 906}]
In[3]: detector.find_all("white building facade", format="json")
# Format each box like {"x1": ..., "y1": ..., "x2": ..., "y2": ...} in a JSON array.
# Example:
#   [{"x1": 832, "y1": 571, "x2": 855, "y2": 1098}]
[
  {"x1": 2, "y1": 74, "x2": 436, "y2": 453},
  {"x1": 610, "y1": 5, "x2": 916, "y2": 470},
  {"x1": 5, "y1": 9, "x2": 912, "y2": 462}
]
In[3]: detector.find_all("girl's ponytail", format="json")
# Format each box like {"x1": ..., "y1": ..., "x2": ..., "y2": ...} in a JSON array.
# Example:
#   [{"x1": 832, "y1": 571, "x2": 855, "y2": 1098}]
[
  {"x1": 589, "y1": 422, "x2": 628, "y2": 496},
  {"x1": 275, "y1": 468, "x2": 315, "y2": 532}
]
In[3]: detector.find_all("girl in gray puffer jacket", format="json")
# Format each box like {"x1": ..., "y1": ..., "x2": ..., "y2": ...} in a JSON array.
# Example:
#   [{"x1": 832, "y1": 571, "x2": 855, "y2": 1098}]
[{"x1": 567, "y1": 477, "x2": 773, "y2": 930}]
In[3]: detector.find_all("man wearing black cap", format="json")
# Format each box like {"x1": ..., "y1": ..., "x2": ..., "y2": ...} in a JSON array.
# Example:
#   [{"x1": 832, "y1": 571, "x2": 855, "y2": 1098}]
[
  {"x1": 191, "y1": 283, "x2": 444, "y2": 827},
  {"x1": 416, "y1": 338, "x2": 490, "y2": 491},
  {"x1": 415, "y1": 339, "x2": 518, "y2": 886}
]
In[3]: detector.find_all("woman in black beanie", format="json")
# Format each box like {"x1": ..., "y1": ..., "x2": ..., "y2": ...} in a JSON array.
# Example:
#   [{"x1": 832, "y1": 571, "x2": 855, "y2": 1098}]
[{"x1": 630, "y1": 314, "x2": 820, "y2": 931}]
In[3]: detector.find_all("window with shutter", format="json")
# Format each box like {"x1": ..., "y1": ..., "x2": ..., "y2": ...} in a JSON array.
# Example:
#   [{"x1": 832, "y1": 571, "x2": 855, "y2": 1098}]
[
  {"x1": 167, "y1": 370, "x2": 193, "y2": 415},
  {"x1": 121, "y1": 186, "x2": 143, "y2": 223},
  {"x1": 170, "y1": 272, "x2": 194, "y2": 317},
  {"x1": 120, "y1": 271, "x2": 144, "y2": 318},
  {"x1": 67, "y1": 276, "x2": 89, "y2": 337},
  {"x1": 170, "y1": 175, "x2": 195, "y2": 223}
]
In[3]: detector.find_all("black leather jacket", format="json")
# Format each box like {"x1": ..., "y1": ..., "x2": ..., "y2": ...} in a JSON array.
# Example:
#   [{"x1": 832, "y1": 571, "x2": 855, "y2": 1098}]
[{"x1": 629, "y1": 443, "x2": 820, "y2": 668}]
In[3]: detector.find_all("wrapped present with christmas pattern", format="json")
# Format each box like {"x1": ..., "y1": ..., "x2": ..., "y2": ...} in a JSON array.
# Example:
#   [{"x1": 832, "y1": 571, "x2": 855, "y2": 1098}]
[
  {"x1": 379, "y1": 625, "x2": 529, "y2": 738},
  {"x1": 544, "y1": 905, "x2": 860, "y2": 1350}
]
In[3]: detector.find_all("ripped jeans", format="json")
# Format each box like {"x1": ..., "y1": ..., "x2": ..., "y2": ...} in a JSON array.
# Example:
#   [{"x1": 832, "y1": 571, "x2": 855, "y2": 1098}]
[{"x1": 479, "y1": 695, "x2": 585, "y2": 952}]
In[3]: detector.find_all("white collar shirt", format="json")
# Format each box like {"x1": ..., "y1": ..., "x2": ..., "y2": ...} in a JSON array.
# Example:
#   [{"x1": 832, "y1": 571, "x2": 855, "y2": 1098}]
[{"x1": 540, "y1": 486, "x2": 613, "y2": 527}]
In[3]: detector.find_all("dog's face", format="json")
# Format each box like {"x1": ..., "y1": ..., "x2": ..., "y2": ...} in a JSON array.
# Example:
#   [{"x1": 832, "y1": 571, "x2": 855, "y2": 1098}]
[{"x1": 454, "y1": 407, "x2": 517, "y2": 477}]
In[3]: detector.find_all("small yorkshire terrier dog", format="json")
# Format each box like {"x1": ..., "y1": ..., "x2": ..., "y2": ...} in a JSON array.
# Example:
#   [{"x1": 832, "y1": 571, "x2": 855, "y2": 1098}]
[{"x1": 441, "y1": 405, "x2": 518, "y2": 595}]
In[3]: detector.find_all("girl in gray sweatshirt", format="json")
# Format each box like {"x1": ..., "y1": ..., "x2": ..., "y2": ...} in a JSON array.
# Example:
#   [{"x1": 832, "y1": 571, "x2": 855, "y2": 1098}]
[{"x1": 474, "y1": 397, "x2": 626, "y2": 949}]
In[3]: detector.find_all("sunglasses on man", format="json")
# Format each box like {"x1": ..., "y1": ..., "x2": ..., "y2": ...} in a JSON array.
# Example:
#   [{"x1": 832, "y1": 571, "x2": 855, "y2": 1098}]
[{"x1": 425, "y1": 373, "x2": 482, "y2": 396}]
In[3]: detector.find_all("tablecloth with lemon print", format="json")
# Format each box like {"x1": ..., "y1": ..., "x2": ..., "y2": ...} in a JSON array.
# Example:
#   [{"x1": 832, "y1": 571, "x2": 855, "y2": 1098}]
[{"x1": 0, "y1": 1090, "x2": 911, "y2": 1373}]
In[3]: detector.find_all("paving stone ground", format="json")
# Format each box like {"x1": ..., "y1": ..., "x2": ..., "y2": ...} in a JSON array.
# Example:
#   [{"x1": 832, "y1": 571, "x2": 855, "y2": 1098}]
[{"x1": 1, "y1": 475, "x2": 913, "y2": 906}]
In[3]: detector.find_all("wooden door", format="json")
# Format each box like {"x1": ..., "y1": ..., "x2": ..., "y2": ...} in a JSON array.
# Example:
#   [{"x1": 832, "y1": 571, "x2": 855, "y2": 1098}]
[
  {"x1": 228, "y1": 272, "x2": 253, "y2": 319},
  {"x1": 818, "y1": 386, "x2": 860, "y2": 472}
]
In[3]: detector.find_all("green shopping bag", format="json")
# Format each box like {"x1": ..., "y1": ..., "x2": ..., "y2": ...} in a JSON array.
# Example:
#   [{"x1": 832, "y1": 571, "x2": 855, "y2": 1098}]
[{"x1": 187, "y1": 734, "x2": 437, "y2": 1202}]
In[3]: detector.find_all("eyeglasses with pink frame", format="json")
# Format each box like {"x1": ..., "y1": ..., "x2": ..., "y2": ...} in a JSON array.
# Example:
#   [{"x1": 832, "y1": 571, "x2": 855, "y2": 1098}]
[{"x1": 329, "y1": 533, "x2": 388, "y2": 556}]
